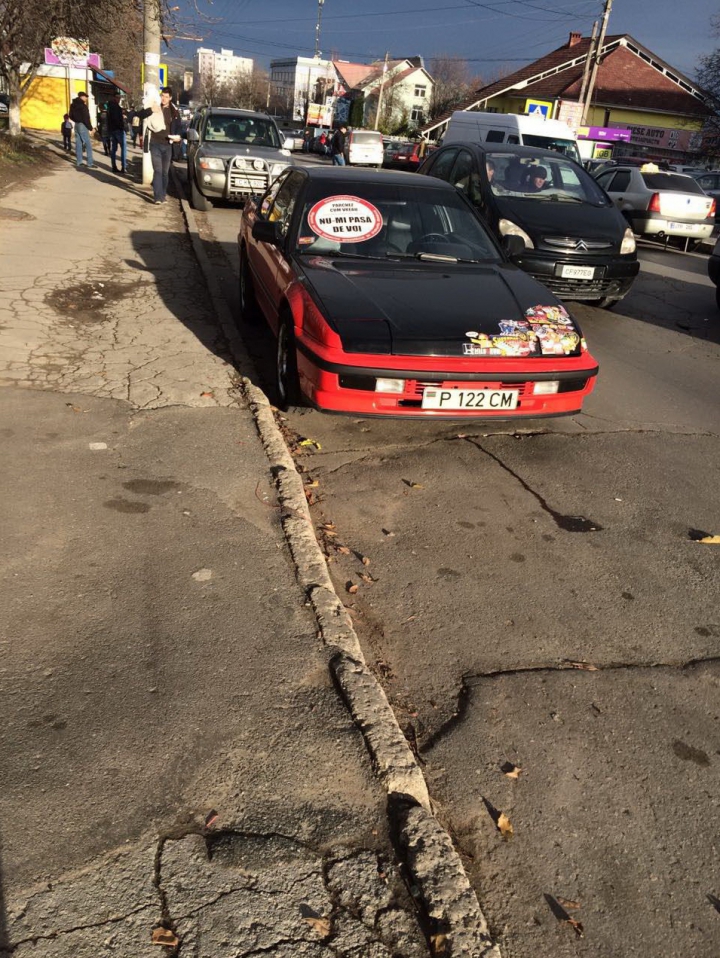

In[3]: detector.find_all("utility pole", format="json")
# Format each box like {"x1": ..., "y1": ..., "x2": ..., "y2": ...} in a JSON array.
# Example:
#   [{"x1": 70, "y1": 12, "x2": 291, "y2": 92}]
[
  {"x1": 577, "y1": 20, "x2": 598, "y2": 126},
  {"x1": 374, "y1": 52, "x2": 390, "y2": 131},
  {"x1": 143, "y1": 0, "x2": 162, "y2": 185},
  {"x1": 581, "y1": 0, "x2": 613, "y2": 127},
  {"x1": 314, "y1": 0, "x2": 326, "y2": 58}
]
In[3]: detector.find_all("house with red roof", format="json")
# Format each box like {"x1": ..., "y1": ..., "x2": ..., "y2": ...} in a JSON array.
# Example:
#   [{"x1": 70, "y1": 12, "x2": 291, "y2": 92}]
[
  {"x1": 421, "y1": 32, "x2": 715, "y2": 165},
  {"x1": 333, "y1": 57, "x2": 434, "y2": 132}
]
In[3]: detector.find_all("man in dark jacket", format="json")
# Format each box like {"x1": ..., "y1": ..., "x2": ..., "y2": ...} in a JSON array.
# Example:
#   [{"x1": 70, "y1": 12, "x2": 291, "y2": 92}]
[
  {"x1": 68, "y1": 91, "x2": 94, "y2": 169},
  {"x1": 107, "y1": 92, "x2": 127, "y2": 174},
  {"x1": 330, "y1": 125, "x2": 347, "y2": 166},
  {"x1": 137, "y1": 87, "x2": 182, "y2": 203}
]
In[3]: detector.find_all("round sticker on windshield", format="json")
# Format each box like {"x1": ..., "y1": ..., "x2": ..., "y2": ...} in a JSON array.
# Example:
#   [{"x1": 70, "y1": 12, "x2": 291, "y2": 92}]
[{"x1": 307, "y1": 195, "x2": 383, "y2": 243}]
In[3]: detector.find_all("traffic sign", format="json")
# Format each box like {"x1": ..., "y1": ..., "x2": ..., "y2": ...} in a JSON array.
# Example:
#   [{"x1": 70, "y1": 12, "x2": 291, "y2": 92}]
[{"x1": 524, "y1": 98, "x2": 553, "y2": 118}]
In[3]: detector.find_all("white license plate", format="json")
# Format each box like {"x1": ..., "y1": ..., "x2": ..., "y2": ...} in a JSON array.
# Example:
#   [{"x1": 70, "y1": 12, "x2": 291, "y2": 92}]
[
  {"x1": 421, "y1": 387, "x2": 519, "y2": 411},
  {"x1": 560, "y1": 264, "x2": 596, "y2": 279},
  {"x1": 667, "y1": 221, "x2": 699, "y2": 232}
]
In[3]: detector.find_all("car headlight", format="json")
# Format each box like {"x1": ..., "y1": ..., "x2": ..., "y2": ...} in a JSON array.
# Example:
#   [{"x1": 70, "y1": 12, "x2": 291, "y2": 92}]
[
  {"x1": 620, "y1": 227, "x2": 636, "y2": 254},
  {"x1": 198, "y1": 156, "x2": 225, "y2": 171},
  {"x1": 498, "y1": 219, "x2": 535, "y2": 249},
  {"x1": 280, "y1": 148, "x2": 291, "y2": 157}
]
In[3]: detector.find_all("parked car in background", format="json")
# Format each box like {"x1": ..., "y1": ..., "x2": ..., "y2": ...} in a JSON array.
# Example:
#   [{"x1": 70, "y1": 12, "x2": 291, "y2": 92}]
[
  {"x1": 185, "y1": 107, "x2": 293, "y2": 211},
  {"x1": 237, "y1": 165, "x2": 599, "y2": 417},
  {"x1": 418, "y1": 142, "x2": 639, "y2": 308},
  {"x1": 283, "y1": 130, "x2": 306, "y2": 152},
  {"x1": 0, "y1": 93, "x2": 8, "y2": 115},
  {"x1": 384, "y1": 140, "x2": 432, "y2": 171},
  {"x1": 708, "y1": 235, "x2": 720, "y2": 310},
  {"x1": 691, "y1": 170, "x2": 720, "y2": 215},
  {"x1": 344, "y1": 129, "x2": 384, "y2": 168},
  {"x1": 593, "y1": 164, "x2": 716, "y2": 242}
]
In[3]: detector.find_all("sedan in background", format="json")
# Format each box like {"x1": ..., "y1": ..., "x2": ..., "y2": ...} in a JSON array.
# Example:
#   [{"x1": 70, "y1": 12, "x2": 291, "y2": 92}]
[
  {"x1": 691, "y1": 170, "x2": 720, "y2": 216},
  {"x1": 237, "y1": 166, "x2": 598, "y2": 418},
  {"x1": 594, "y1": 164, "x2": 716, "y2": 242},
  {"x1": 418, "y1": 142, "x2": 639, "y2": 308}
]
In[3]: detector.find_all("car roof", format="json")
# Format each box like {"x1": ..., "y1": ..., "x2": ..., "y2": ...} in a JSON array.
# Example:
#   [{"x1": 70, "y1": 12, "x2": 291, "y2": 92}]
[
  {"x1": 297, "y1": 167, "x2": 458, "y2": 190},
  {"x1": 437, "y1": 142, "x2": 579, "y2": 161}
]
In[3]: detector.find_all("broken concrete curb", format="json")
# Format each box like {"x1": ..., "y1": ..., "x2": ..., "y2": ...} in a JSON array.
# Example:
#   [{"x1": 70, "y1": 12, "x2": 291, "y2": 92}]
[{"x1": 182, "y1": 188, "x2": 502, "y2": 957}]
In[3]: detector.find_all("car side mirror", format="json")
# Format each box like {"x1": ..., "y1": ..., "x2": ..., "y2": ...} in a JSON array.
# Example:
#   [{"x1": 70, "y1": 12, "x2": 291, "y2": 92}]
[
  {"x1": 503, "y1": 234, "x2": 525, "y2": 257},
  {"x1": 186, "y1": 128, "x2": 199, "y2": 142},
  {"x1": 252, "y1": 219, "x2": 282, "y2": 246}
]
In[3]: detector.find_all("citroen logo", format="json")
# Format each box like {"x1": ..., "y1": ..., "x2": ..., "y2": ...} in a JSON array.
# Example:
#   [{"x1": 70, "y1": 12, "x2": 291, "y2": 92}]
[{"x1": 575, "y1": 239, "x2": 588, "y2": 251}]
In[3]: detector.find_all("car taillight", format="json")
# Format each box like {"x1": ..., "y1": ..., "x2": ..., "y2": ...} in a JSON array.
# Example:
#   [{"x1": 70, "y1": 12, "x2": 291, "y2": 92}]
[
  {"x1": 709, "y1": 198, "x2": 717, "y2": 218},
  {"x1": 648, "y1": 192, "x2": 662, "y2": 213}
]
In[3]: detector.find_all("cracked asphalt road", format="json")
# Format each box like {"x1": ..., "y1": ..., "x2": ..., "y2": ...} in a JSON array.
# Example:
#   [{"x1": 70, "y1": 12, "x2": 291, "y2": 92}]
[{"x1": 203, "y1": 186, "x2": 720, "y2": 957}]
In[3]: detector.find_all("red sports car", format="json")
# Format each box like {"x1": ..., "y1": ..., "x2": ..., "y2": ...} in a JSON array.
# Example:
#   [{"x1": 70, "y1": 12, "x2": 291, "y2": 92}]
[{"x1": 237, "y1": 167, "x2": 599, "y2": 418}]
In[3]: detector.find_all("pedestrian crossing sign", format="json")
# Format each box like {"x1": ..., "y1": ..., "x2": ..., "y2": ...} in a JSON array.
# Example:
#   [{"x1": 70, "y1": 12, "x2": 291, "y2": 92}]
[{"x1": 524, "y1": 99, "x2": 553, "y2": 118}]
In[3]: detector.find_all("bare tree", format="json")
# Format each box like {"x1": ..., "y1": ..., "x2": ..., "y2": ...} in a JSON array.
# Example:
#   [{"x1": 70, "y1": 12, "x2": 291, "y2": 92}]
[
  {"x1": 427, "y1": 56, "x2": 476, "y2": 121},
  {"x1": 697, "y1": 17, "x2": 720, "y2": 160}
]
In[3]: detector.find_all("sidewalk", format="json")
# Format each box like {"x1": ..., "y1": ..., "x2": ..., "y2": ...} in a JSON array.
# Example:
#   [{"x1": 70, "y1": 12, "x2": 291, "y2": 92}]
[{"x1": 0, "y1": 145, "x2": 428, "y2": 956}]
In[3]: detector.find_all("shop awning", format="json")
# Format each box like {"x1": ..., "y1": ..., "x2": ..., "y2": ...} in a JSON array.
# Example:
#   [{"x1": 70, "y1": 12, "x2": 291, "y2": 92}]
[{"x1": 92, "y1": 67, "x2": 131, "y2": 96}]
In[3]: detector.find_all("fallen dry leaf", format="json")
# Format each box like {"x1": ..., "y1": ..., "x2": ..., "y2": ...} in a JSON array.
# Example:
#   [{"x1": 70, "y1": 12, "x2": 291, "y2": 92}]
[
  {"x1": 361, "y1": 555, "x2": 371, "y2": 566},
  {"x1": 556, "y1": 897, "x2": 581, "y2": 910},
  {"x1": 303, "y1": 916, "x2": 331, "y2": 937},
  {"x1": 567, "y1": 661, "x2": 599, "y2": 671},
  {"x1": 698, "y1": 535, "x2": 720, "y2": 544},
  {"x1": 566, "y1": 918, "x2": 584, "y2": 938},
  {"x1": 305, "y1": 479, "x2": 319, "y2": 488},
  {"x1": 151, "y1": 927, "x2": 179, "y2": 947},
  {"x1": 360, "y1": 573, "x2": 374, "y2": 584},
  {"x1": 497, "y1": 812, "x2": 514, "y2": 840},
  {"x1": 200, "y1": 391, "x2": 214, "y2": 398},
  {"x1": 321, "y1": 522, "x2": 336, "y2": 530},
  {"x1": 346, "y1": 582, "x2": 359, "y2": 594},
  {"x1": 336, "y1": 545, "x2": 351, "y2": 555},
  {"x1": 204, "y1": 809, "x2": 219, "y2": 828},
  {"x1": 299, "y1": 438, "x2": 322, "y2": 450},
  {"x1": 501, "y1": 762, "x2": 522, "y2": 780}
]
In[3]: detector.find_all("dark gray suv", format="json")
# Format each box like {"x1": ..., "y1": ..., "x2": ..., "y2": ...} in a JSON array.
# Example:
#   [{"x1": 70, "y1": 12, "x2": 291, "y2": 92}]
[{"x1": 186, "y1": 107, "x2": 293, "y2": 210}]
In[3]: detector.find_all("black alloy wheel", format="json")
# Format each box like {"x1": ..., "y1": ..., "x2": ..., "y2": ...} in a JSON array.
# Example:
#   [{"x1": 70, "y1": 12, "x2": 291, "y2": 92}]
[{"x1": 276, "y1": 316, "x2": 302, "y2": 409}]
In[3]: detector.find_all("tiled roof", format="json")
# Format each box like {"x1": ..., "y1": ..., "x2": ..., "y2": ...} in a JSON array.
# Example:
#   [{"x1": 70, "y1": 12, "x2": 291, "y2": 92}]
[
  {"x1": 332, "y1": 61, "x2": 374, "y2": 90},
  {"x1": 422, "y1": 34, "x2": 710, "y2": 133}
]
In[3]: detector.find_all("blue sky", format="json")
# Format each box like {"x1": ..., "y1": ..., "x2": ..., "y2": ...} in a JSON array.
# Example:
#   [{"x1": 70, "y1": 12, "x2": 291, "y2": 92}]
[{"x1": 170, "y1": 0, "x2": 718, "y2": 80}]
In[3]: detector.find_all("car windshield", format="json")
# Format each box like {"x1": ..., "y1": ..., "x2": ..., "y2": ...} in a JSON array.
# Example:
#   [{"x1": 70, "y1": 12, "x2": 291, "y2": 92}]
[
  {"x1": 296, "y1": 182, "x2": 501, "y2": 262},
  {"x1": 641, "y1": 173, "x2": 705, "y2": 194},
  {"x1": 521, "y1": 135, "x2": 580, "y2": 163},
  {"x1": 487, "y1": 152, "x2": 609, "y2": 205},
  {"x1": 205, "y1": 116, "x2": 281, "y2": 148}
]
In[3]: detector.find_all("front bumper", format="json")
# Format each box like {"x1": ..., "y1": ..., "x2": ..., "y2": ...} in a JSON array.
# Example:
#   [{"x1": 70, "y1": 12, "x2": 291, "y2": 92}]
[
  {"x1": 295, "y1": 339, "x2": 598, "y2": 418},
  {"x1": 515, "y1": 252, "x2": 639, "y2": 302}
]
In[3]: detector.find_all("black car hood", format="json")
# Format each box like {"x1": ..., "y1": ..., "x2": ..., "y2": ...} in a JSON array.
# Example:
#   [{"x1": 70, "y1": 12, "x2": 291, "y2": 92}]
[
  {"x1": 296, "y1": 256, "x2": 577, "y2": 357},
  {"x1": 495, "y1": 196, "x2": 625, "y2": 243}
]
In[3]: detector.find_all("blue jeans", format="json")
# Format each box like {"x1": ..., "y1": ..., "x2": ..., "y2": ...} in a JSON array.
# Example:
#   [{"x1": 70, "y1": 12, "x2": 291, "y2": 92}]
[
  {"x1": 150, "y1": 141, "x2": 173, "y2": 201},
  {"x1": 74, "y1": 123, "x2": 93, "y2": 167},
  {"x1": 111, "y1": 129, "x2": 126, "y2": 171},
  {"x1": 331, "y1": 153, "x2": 346, "y2": 166}
]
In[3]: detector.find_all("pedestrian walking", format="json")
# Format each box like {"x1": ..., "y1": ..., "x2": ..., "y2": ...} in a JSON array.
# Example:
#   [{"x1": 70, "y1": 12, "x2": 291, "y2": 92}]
[
  {"x1": 129, "y1": 110, "x2": 141, "y2": 148},
  {"x1": 330, "y1": 125, "x2": 347, "y2": 166},
  {"x1": 98, "y1": 108, "x2": 111, "y2": 155},
  {"x1": 318, "y1": 131, "x2": 328, "y2": 156},
  {"x1": 137, "y1": 87, "x2": 182, "y2": 204},
  {"x1": 107, "y1": 91, "x2": 127, "y2": 174},
  {"x1": 68, "y1": 91, "x2": 94, "y2": 169},
  {"x1": 60, "y1": 114, "x2": 73, "y2": 152}
]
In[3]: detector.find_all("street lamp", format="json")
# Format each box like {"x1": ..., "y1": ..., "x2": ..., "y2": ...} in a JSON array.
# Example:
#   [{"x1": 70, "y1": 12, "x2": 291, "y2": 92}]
[{"x1": 314, "y1": 0, "x2": 325, "y2": 59}]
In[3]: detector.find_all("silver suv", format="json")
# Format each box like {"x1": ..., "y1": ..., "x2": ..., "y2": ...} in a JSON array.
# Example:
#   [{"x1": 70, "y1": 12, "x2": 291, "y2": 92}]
[{"x1": 186, "y1": 107, "x2": 293, "y2": 211}]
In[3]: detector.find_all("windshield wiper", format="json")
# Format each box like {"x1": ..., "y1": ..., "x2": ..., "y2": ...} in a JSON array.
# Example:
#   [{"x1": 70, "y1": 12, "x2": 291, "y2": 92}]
[{"x1": 296, "y1": 249, "x2": 389, "y2": 261}]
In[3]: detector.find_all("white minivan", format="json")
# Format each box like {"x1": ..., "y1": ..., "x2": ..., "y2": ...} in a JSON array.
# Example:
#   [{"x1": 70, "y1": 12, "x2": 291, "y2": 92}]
[
  {"x1": 345, "y1": 129, "x2": 384, "y2": 168},
  {"x1": 443, "y1": 111, "x2": 581, "y2": 164}
]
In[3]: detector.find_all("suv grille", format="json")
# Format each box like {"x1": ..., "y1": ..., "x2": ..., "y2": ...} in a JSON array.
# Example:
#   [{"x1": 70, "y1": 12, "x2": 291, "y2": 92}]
[
  {"x1": 228, "y1": 156, "x2": 270, "y2": 197},
  {"x1": 542, "y1": 236, "x2": 613, "y2": 251}
]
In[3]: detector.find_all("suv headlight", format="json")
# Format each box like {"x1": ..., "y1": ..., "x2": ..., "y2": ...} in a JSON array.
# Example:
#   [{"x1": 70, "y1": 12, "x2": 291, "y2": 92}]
[
  {"x1": 199, "y1": 156, "x2": 225, "y2": 171},
  {"x1": 498, "y1": 219, "x2": 535, "y2": 249},
  {"x1": 620, "y1": 227, "x2": 636, "y2": 254}
]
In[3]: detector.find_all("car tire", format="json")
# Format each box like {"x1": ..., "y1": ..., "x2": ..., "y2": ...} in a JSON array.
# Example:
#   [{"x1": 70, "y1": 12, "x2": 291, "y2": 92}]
[
  {"x1": 239, "y1": 248, "x2": 260, "y2": 324},
  {"x1": 276, "y1": 315, "x2": 302, "y2": 410},
  {"x1": 190, "y1": 171, "x2": 212, "y2": 211}
]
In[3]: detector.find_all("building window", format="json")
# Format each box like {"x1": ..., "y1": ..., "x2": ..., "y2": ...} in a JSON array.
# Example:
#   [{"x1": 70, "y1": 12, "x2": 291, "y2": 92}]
[
  {"x1": 411, "y1": 107, "x2": 425, "y2": 124},
  {"x1": 414, "y1": 85, "x2": 427, "y2": 98}
]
